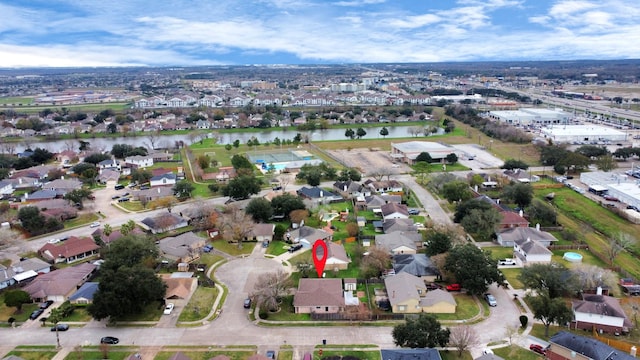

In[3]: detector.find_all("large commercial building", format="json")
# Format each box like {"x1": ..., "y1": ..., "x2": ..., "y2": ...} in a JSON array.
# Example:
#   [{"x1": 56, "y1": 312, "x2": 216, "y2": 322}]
[
  {"x1": 580, "y1": 171, "x2": 640, "y2": 210},
  {"x1": 390, "y1": 141, "x2": 457, "y2": 164},
  {"x1": 488, "y1": 108, "x2": 570, "y2": 125},
  {"x1": 540, "y1": 125, "x2": 626, "y2": 144}
]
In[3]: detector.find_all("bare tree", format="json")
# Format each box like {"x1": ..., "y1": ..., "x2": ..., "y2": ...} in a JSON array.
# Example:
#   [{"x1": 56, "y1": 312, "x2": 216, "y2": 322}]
[
  {"x1": 63, "y1": 140, "x2": 75, "y2": 151},
  {"x1": 146, "y1": 130, "x2": 161, "y2": 150},
  {"x1": 250, "y1": 269, "x2": 292, "y2": 312},
  {"x1": 216, "y1": 205, "x2": 255, "y2": 248},
  {"x1": 278, "y1": 173, "x2": 294, "y2": 193},
  {"x1": 361, "y1": 246, "x2": 391, "y2": 278},
  {"x1": 571, "y1": 264, "x2": 618, "y2": 291},
  {"x1": 505, "y1": 324, "x2": 519, "y2": 345},
  {"x1": 606, "y1": 232, "x2": 635, "y2": 265},
  {"x1": 448, "y1": 325, "x2": 479, "y2": 357}
]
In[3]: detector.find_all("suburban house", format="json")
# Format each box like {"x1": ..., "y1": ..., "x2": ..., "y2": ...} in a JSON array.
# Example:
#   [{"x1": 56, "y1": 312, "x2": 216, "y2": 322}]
[
  {"x1": 23, "y1": 189, "x2": 57, "y2": 202},
  {"x1": 571, "y1": 294, "x2": 633, "y2": 334},
  {"x1": 547, "y1": 331, "x2": 637, "y2": 360},
  {"x1": 362, "y1": 194, "x2": 402, "y2": 211},
  {"x1": 365, "y1": 179, "x2": 404, "y2": 193},
  {"x1": 380, "y1": 202, "x2": 410, "y2": 222},
  {"x1": 383, "y1": 219, "x2": 418, "y2": 234},
  {"x1": 420, "y1": 289, "x2": 456, "y2": 314},
  {"x1": 38, "y1": 236, "x2": 100, "y2": 264},
  {"x1": 287, "y1": 226, "x2": 332, "y2": 246},
  {"x1": 124, "y1": 155, "x2": 154, "y2": 168},
  {"x1": 158, "y1": 232, "x2": 205, "y2": 263},
  {"x1": 375, "y1": 232, "x2": 420, "y2": 255},
  {"x1": 380, "y1": 349, "x2": 442, "y2": 360},
  {"x1": 134, "y1": 186, "x2": 175, "y2": 202},
  {"x1": 161, "y1": 273, "x2": 198, "y2": 300},
  {"x1": 296, "y1": 186, "x2": 343, "y2": 203},
  {"x1": 332, "y1": 180, "x2": 367, "y2": 197},
  {"x1": 97, "y1": 159, "x2": 120, "y2": 171},
  {"x1": 393, "y1": 254, "x2": 440, "y2": 282},
  {"x1": 69, "y1": 282, "x2": 99, "y2": 305},
  {"x1": 293, "y1": 278, "x2": 344, "y2": 314},
  {"x1": 140, "y1": 213, "x2": 188, "y2": 234},
  {"x1": 8, "y1": 176, "x2": 41, "y2": 190},
  {"x1": 150, "y1": 173, "x2": 177, "y2": 187},
  {"x1": 497, "y1": 226, "x2": 558, "y2": 247},
  {"x1": 0, "y1": 258, "x2": 50, "y2": 289},
  {"x1": 92, "y1": 227, "x2": 144, "y2": 245},
  {"x1": 42, "y1": 178, "x2": 83, "y2": 196},
  {"x1": 0, "y1": 180, "x2": 14, "y2": 195},
  {"x1": 499, "y1": 210, "x2": 530, "y2": 229},
  {"x1": 245, "y1": 223, "x2": 275, "y2": 243},
  {"x1": 325, "y1": 241, "x2": 351, "y2": 271},
  {"x1": 23, "y1": 262, "x2": 97, "y2": 302},
  {"x1": 513, "y1": 238, "x2": 552, "y2": 265},
  {"x1": 97, "y1": 169, "x2": 121, "y2": 184},
  {"x1": 202, "y1": 166, "x2": 237, "y2": 182},
  {"x1": 385, "y1": 272, "x2": 425, "y2": 313}
]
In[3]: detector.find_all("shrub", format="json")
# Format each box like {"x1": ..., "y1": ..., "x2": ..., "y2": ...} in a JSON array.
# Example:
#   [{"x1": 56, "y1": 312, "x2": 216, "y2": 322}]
[{"x1": 519, "y1": 315, "x2": 528, "y2": 328}]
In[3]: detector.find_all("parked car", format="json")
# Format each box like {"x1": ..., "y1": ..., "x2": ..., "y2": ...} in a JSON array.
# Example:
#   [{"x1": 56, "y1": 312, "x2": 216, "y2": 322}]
[
  {"x1": 408, "y1": 208, "x2": 420, "y2": 215},
  {"x1": 114, "y1": 184, "x2": 125, "y2": 190},
  {"x1": 529, "y1": 344, "x2": 547, "y2": 355},
  {"x1": 603, "y1": 195, "x2": 619, "y2": 202},
  {"x1": 118, "y1": 197, "x2": 130, "y2": 202},
  {"x1": 484, "y1": 293, "x2": 497, "y2": 307},
  {"x1": 89, "y1": 221, "x2": 100, "y2": 228},
  {"x1": 40, "y1": 300, "x2": 54, "y2": 309},
  {"x1": 446, "y1": 284, "x2": 461, "y2": 292},
  {"x1": 498, "y1": 258, "x2": 516, "y2": 266},
  {"x1": 47, "y1": 238, "x2": 60, "y2": 244},
  {"x1": 51, "y1": 324, "x2": 69, "y2": 332},
  {"x1": 266, "y1": 350, "x2": 276, "y2": 360},
  {"x1": 163, "y1": 303, "x2": 175, "y2": 315},
  {"x1": 426, "y1": 283, "x2": 443, "y2": 290},
  {"x1": 288, "y1": 244, "x2": 303, "y2": 253},
  {"x1": 111, "y1": 195, "x2": 120, "y2": 200},
  {"x1": 29, "y1": 309, "x2": 44, "y2": 320},
  {"x1": 203, "y1": 245, "x2": 213, "y2": 253},
  {"x1": 243, "y1": 298, "x2": 252, "y2": 309},
  {"x1": 100, "y1": 336, "x2": 119, "y2": 344}
]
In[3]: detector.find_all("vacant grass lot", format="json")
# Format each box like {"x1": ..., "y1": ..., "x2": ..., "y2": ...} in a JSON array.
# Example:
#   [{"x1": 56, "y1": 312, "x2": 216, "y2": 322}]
[
  {"x1": 211, "y1": 240, "x2": 255, "y2": 256},
  {"x1": 4, "y1": 350, "x2": 59, "y2": 360},
  {"x1": 493, "y1": 345, "x2": 541, "y2": 360},
  {"x1": 313, "y1": 350, "x2": 381, "y2": 360},
  {"x1": 178, "y1": 286, "x2": 218, "y2": 322}
]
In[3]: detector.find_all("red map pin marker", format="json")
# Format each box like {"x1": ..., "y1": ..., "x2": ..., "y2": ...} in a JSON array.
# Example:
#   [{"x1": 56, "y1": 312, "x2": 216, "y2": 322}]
[{"x1": 312, "y1": 240, "x2": 328, "y2": 278}]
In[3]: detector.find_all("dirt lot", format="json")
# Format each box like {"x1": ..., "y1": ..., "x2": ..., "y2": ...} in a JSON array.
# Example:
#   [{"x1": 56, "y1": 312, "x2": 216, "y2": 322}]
[{"x1": 329, "y1": 148, "x2": 410, "y2": 175}]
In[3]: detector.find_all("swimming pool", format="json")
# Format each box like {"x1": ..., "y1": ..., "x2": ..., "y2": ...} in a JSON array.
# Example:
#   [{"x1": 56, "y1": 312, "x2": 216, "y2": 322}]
[{"x1": 563, "y1": 252, "x2": 583, "y2": 262}]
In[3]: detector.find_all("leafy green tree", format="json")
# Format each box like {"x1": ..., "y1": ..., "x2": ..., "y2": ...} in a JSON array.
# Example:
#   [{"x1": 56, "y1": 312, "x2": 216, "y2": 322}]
[
  {"x1": 528, "y1": 293, "x2": 573, "y2": 336},
  {"x1": 173, "y1": 180, "x2": 195, "y2": 200},
  {"x1": 379, "y1": 127, "x2": 389, "y2": 138},
  {"x1": 131, "y1": 168, "x2": 152, "y2": 184},
  {"x1": 445, "y1": 153, "x2": 458, "y2": 164},
  {"x1": 526, "y1": 199, "x2": 557, "y2": 226},
  {"x1": 392, "y1": 314, "x2": 450, "y2": 348},
  {"x1": 30, "y1": 148, "x2": 55, "y2": 164},
  {"x1": 231, "y1": 154, "x2": 254, "y2": 171},
  {"x1": 575, "y1": 145, "x2": 609, "y2": 158},
  {"x1": 271, "y1": 194, "x2": 305, "y2": 218},
  {"x1": 4, "y1": 290, "x2": 31, "y2": 312},
  {"x1": 245, "y1": 198, "x2": 273, "y2": 223},
  {"x1": 539, "y1": 144, "x2": 569, "y2": 167},
  {"x1": 444, "y1": 244, "x2": 502, "y2": 295},
  {"x1": 222, "y1": 175, "x2": 262, "y2": 200},
  {"x1": 454, "y1": 198, "x2": 493, "y2": 223},
  {"x1": 18, "y1": 206, "x2": 47, "y2": 235},
  {"x1": 63, "y1": 188, "x2": 92, "y2": 209},
  {"x1": 356, "y1": 127, "x2": 367, "y2": 139},
  {"x1": 501, "y1": 159, "x2": 529, "y2": 170},
  {"x1": 225, "y1": 144, "x2": 233, "y2": 151},
  {"x1": 424, "y1": 230, "x2": 453, "y2": 256},
  {"x1": 415, "y1": 152, "x2": 433, "y2": 163},
  {"x1": 83, "y1": 153, "x2": 112, "y2": 165},
  {"x1": 120, "y1": 220, "x2": 136, "y2": 236},
  {"x1": 345, "y1": 128, "x2": 355, "y2": 139},
  {"x1": 442, "y1": 180, "x2": 472, "y2": 203},
  {"x1": 502, "y1": 182, "x2": 534, "y2": 209},
  {"x1": 559, "y1": 152, "x2": 590, "y2": 173},
  {"x1": 460, "y1": 208, "x2": 501, "y2": 240},
  {"x1": 595, "y1": 155, "x2": 617, "y2": 172},
  {"x1": 518, "y1": 263, "x2": 575, "y2": 299}
]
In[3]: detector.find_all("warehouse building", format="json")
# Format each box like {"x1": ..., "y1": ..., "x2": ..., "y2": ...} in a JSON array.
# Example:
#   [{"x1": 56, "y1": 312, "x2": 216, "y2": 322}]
[
  {"x1": 539, "y1": 125, "x2": 626, "y2": 144},
  {"x1": 580, "y1": 171, "x2": 640, "y2": 210},
  {"x1": 488, "y1": 108, "x2": 570, "y2": 126},
  {"x1": 391, "y1": 141, "x2": 458, "y2": 164}
]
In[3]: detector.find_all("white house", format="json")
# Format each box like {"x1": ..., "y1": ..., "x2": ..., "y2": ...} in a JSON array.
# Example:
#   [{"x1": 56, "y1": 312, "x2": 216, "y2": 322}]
[
  {"x1": 150, "y1": 173, "x2": 177, "y2": 187},
  {"x1": 513, "y1": 238, "x2": 552, "y2": 265},
  {"x1": 0, "y1": 180, "x2": 13, "y2": 195},
  {"x1": 125, "y1": 155, "x2": 154, "y2": 168}
]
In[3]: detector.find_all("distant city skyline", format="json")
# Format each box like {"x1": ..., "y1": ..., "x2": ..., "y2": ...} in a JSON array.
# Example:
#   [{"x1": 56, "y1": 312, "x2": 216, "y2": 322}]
[{"x1": 0, "y1": 0, "x2": 639, "y2": 68}]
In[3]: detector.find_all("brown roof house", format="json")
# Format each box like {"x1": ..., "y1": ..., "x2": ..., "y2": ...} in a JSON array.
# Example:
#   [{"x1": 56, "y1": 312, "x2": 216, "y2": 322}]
[
  {"x1": 385, "y1": 272, "x2": 456, "y2": 314},
  {"x1": 38, "y1": 236, "x2": 100, "y2": 264},
  {"x1": 381, "y1": 202, "x2": 410, "y2": 222},
  {"x1": 160, "y1": 273, "x2": 197, "y2": 300},
  {"x1": 571, "y1": 293, "x2": 633, "y2": 334},
  {"x1": 244, "y1": 223, "x2": 275, "y2": 243},
  {"x1": 325, "y1": 241, "x2": 351, "y2": 271},
  {"x1": 158, "y1": 232, "x2": 206, "y2": 263},
  {"x1": 23, "y1": 262, "x2": 96, "y2": 302},
  {"x1": 287, "y1": 226, "x2": 332, "y2": 246},
  {"x1": 293, "y1": 278, "x2": 344, "y2": 314}
]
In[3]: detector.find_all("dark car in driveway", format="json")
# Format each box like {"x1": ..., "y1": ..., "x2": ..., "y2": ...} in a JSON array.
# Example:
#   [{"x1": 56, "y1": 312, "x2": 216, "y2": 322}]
[
  {"x1": 288, "y1": 244, "x2": 303, "y2": 253},
  {"x1": 29, "y1": 309, "x2": 44, "y2": 320},
  {"x1": 40, "y1": 300, "x2": 54, "y2": 309},
  {"x1": 100, "y1": 336, "x2": 119, "y2": 344},
  {"x1": 243, "y1": 298, "x2": 252, "y2": 309}
]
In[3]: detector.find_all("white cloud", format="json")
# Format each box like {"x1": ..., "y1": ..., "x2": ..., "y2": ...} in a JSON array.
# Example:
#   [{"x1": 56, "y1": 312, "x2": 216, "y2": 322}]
[{"x1": 332, "y1": 0, "x2": 386, "y2": 6}]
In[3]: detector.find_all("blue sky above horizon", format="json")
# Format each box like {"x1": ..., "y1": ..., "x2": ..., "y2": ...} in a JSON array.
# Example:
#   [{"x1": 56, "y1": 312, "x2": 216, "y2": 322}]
[{"x1": 0, "y1": 0, "x2": 639, "y2": 68}]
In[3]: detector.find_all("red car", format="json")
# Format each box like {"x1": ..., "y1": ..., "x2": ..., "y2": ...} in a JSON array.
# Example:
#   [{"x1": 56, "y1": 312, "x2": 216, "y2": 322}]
[
  {"x1": 446, "y1": 284, "x2": 461, "y2": 291},
  {"x1": 529, "y1": 344, "x2": 547, "y2": 355}
]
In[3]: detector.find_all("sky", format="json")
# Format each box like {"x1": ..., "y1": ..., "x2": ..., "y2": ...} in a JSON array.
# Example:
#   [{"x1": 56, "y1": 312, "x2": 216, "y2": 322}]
[{"x1": 0, "y1": 0, "x2": 639, "y2": 68}]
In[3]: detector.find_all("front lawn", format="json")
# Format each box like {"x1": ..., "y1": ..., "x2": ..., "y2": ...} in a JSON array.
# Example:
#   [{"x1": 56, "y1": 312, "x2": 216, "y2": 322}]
[
  {"x1": 494, "y1": 345, "x2": 541, "y2": 360},
  {"x1": 5, "y1": 349, "x2": 59, "y2": 360},
  {"x1": 65, "y1": 350, "x2": 132, "y2": 360},
  {"x1": 113, "y1": 301, "x2": 163, "y2": 322},
  {"x1": 486, "y1": 246, "x2": 515, "y2": 260},
  {"x1": 439, "y1": 351, "x2": 472, "y2": 360},
  {"x1": 63, "y1": 213, "x2": 100, "y2": 229},
  {"x1": 179, "y1": 286, "x2": 218, "y2": 322},
  {"x1": 0, "y1": 293, "x2": 40, "y2": 323},
  {"x1": 154, "y1": 350, "x2": 255, "y2": 360},
  {"x1": 500, "y1": 268, "x2": 524, "y2": 289},
  {"x1": 435, "y1": 293, "x2": 480, "y2": 321},
  {"x1": 267, "y1": 240, "x2": 291, "y2": 256},
  {"x1": 313, "y1": 350, "x2": 381, "y2": 360},
  {"x1": 211, "y1": 240, "x2": 255, "y2": 256},
  {"x1": 260, "y1": 295, "x2": 310, "y2": 321}
]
